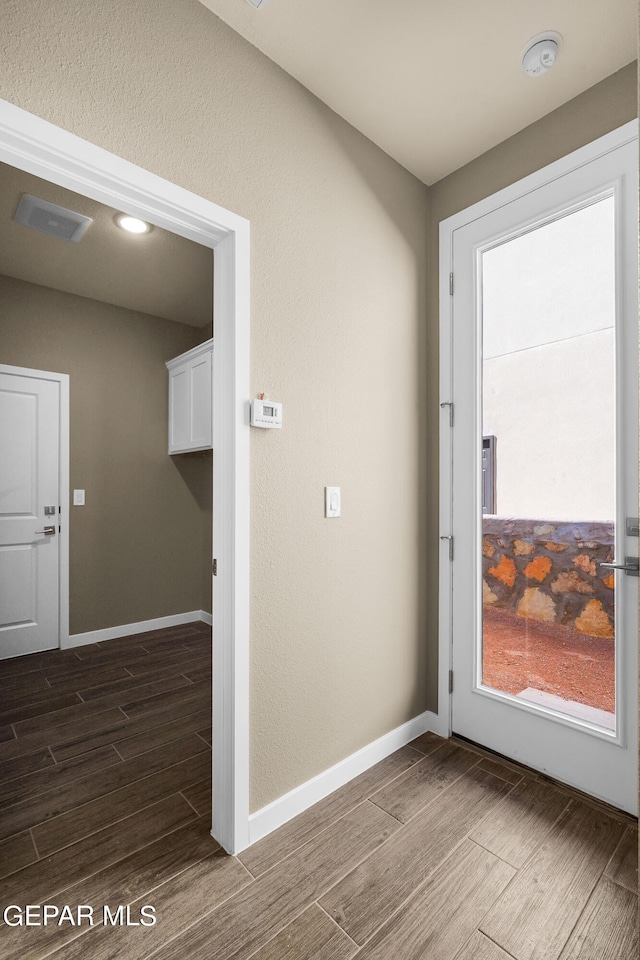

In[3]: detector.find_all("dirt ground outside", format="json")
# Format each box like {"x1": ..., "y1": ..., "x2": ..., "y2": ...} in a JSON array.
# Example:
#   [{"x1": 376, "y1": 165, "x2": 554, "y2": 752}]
[{"x1": 482, "y1": 605, "x2": 615, "y2": 714}]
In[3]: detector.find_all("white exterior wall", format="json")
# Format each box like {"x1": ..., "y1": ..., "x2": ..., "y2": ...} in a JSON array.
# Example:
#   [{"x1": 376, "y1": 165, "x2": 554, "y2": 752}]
[
  {"x1": 482, "y1": 197, "x2": 615, "y2": 524},
  {"x1": 483, "y1": 329, "x2": 614, "y2": 522}
]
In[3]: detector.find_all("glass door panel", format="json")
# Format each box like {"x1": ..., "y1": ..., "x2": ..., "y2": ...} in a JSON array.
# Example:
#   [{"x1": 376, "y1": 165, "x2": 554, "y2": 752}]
[{"x1": 480, "y1": 197, "x2": 617, "y2": 731}]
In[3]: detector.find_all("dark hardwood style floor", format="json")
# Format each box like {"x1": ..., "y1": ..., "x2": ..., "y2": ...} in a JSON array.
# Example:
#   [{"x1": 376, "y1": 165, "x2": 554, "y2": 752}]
[{"x1": 0, "y1": 623, "x2": 637, "y2": 960}]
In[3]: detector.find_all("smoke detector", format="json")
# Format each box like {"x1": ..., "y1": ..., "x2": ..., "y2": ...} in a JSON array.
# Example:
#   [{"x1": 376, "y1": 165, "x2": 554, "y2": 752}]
[
  {"x1": 521, "y1": 32, "x2": 562, "y2": 77},
  {"x1": 14, "y1": 195, "x2": 92, "y2": 243}
]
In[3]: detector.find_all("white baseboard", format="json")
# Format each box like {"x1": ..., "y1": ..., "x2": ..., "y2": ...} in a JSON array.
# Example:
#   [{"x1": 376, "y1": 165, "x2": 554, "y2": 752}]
[
  {"x1": 248, "y1": 709, "x2": 442, "y2": 847},
  {"x1": 199, "y1": 610, "x2": 213, "y2": 626},
  {"x1": 64, "y1": 610, "x2": 211, "y2": 649},
  {"x1": 425, "y1": 708, "x2": 449, "y2": 739}
]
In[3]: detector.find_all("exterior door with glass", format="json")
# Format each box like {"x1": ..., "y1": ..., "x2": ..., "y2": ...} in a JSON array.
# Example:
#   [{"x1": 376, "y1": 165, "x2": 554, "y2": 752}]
[{"x1": 440, "y1": 124, "x2": 638, "y2": 814}]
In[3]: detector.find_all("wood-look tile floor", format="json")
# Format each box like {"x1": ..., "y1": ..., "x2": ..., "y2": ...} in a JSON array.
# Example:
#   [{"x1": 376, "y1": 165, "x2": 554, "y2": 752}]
[{"x1": 0, "y1": 623, "x2": 637, "y2": 960}]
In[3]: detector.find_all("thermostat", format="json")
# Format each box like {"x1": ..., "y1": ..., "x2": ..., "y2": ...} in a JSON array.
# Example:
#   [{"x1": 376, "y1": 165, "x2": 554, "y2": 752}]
[{"x1": 251, "y1": 398, "x2": 282, "y2": 429}]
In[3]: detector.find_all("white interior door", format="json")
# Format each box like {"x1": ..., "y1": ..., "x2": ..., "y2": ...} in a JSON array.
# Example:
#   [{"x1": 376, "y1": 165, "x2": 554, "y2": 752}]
[
  {"x1": 0, "y1": 370, "x2": 60, "y2": 658},
  {"x1": 442, "y1": 127, "x2": 638, "y2": 814}
]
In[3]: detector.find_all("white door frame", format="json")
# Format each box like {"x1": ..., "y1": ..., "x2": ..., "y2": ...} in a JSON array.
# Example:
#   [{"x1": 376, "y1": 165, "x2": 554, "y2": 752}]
[
  {"x1": 0, "y1": 363, "x2": 70, "y2": 653},
  {"x1": 0, "y1": 99, "x2": 251, "y2": 855},
  {"x1": 438, "y1": 119, "x2": 639, "y2": 740}
]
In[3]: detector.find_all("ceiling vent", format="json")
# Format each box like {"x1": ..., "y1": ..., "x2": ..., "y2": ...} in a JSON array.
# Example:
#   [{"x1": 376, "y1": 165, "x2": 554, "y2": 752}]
[{"x1": 14, "y1": 195, "x2": 93, "y2": 243}]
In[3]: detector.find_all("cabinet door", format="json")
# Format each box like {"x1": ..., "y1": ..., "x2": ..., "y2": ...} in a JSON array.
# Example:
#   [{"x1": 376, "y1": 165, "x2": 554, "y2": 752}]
[
  {"x1": 190, "y1": 353, "x2": 212, "y2": 447},
  {"x1": 168, "y1": 348, "x2": 212, "y2": 453}
]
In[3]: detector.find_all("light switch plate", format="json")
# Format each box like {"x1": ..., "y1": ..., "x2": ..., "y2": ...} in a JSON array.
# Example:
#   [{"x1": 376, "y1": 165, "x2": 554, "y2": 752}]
[
  {"x1": 73, "y1": 489, "x2": 85, "y2": 506},
  {"x1": 325, "y1": 486, "x2": 340, "y2": 518}
]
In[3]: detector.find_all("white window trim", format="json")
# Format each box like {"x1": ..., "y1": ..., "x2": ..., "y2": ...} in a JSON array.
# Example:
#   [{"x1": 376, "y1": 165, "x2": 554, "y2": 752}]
[
  {"x1": 437, "y1": 119, "x2": 639, "y2": 737},
  {"x1": 0, "y1": 98, "x2": 251, "y2": 854}
]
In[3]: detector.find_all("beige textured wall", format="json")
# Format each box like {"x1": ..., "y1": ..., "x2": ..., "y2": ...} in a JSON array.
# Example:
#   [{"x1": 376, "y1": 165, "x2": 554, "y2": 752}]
[
  {"x1": 0, "y1": 275, "x2": 212, "y2": 632},
  {"x1": 0, "y1": 0, "x2": 430, "y2": 810},
  {"x1": 423, "y1": 62, "x2": 639, "y2": 709}
]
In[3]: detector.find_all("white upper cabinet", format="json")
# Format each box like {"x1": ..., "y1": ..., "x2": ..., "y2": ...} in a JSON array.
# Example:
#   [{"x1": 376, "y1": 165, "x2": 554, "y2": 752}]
[{"x1": 166, "y1": 338, "x2": 213, "y2": 454}]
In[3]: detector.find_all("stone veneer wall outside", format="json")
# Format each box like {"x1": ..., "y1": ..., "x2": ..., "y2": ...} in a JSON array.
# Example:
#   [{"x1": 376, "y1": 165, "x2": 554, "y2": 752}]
[{"x1": 482, "y1": 518, "x2": 615, "y2": 638}]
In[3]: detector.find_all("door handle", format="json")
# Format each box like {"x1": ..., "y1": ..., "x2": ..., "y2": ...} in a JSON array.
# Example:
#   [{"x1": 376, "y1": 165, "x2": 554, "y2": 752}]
[
  {"x1": 34, "y1": 526, "x2": 56, "y2": 536},
  {"x1": 600, "y1": 557, "x2": 639, "y2": 577}
]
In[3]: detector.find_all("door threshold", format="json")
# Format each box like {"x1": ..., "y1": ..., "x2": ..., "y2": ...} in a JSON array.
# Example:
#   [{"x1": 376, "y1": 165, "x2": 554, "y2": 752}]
[{"x1": 451, "y1": 732, "x2": 637, "y2": 825}]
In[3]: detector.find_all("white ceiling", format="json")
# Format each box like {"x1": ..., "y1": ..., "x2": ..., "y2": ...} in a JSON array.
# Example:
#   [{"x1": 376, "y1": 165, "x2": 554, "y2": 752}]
[
  {"x1": 198, "y1": 0, "x2": 637, "y2": 185},
  {"x1": 0, "y1": 163, "x2": 213, "y2": 327}
]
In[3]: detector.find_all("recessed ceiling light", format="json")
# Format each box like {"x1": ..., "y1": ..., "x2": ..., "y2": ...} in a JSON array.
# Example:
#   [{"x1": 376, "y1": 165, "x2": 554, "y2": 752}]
[{"x1": 116, "y1": 214, "x2": 151, "y2": 235}]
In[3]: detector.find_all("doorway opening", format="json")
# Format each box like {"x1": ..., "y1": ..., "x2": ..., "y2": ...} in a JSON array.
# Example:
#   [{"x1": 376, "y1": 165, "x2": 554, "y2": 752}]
[
  {"x1": 0, "y1": 161, "x2": 214, "y2": 658},
  {"x1": 0, "y1": 98, "x2": 250, "y2": 854}
]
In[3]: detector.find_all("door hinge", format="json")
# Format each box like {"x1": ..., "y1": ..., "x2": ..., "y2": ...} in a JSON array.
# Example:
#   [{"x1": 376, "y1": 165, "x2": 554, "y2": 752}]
[
  {"x1": 440, "y1": 401, "x2": 454, "y2": 427},
  {"x1": 449, "y1": 669, "x2": 454, "y2": 694},
  {"x1": 440, "y1": 535, "x2": 454, "y2": 561},
  {"x1": 212, "y1": 559, "x2": 218, "y2": 576},
  {"x1": 449, "y1": 272, "x2": 454, "y2": 296}
]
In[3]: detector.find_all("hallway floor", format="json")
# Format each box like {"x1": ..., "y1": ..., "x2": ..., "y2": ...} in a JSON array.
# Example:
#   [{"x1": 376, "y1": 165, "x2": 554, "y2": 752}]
[{"x1": 0, "y1": 624, "x2": 637, "y2": 960}]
